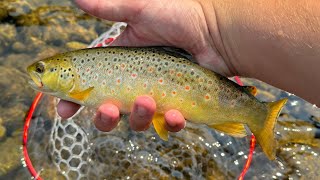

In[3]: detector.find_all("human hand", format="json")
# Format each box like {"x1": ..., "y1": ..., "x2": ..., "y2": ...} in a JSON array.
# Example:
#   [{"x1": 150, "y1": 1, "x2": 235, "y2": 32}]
[{"x1": 58, "y1": 0, "x2": 228, "y2": 132}]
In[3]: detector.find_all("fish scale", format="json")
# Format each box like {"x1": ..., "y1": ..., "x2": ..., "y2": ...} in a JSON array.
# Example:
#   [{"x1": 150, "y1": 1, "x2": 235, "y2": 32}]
[
  {"x1": 27, "y1": 46, "x2": 288, "y2": 160},
  {"x1": 71, "y1": 47, "x2": 229, "y2": 119}
]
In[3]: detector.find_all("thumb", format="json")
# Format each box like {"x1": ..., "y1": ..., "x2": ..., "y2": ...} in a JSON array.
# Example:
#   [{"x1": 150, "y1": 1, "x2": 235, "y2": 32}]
[{"x1": 75, "y1": 0, "x2": 149, "y2": 22}]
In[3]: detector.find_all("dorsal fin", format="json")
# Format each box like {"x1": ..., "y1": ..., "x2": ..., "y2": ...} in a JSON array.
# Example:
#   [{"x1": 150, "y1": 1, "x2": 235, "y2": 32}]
[{"x1": 243, "y1": 86, "x2": 257, "y2": 96}]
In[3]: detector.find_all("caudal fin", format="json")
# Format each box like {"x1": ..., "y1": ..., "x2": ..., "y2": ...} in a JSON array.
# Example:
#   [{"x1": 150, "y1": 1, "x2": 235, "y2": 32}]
[{"x1": 253, "y1": 98, "x2": 288, "y2": 160}]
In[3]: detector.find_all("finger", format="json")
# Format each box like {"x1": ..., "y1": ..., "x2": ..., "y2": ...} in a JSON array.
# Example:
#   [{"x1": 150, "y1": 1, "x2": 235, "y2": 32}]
[
  {"x1": 165, "y1": 109, "x2": 186, "y2": 132},
  {"x1": 130, "y1": 95, "x2": 156, "y2": 131},
  {"x1": 57, "y1": 100, "x2": 81, "y2": 119},
  {"x1": 94, "y1": 103, "x2": 120, "y2": 132},
  {"x1": 75, "y1": 0, "x2": 149, "y2": 22}
]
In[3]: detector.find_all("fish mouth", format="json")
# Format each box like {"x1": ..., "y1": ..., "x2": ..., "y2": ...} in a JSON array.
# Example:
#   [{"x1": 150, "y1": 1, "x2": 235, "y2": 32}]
[{"x1": 28, "y1": 72, "x2": 43, "y2": 89}]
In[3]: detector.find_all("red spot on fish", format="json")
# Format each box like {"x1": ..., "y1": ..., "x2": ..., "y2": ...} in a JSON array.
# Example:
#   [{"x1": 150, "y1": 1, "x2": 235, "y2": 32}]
[
  {"x1": 185, "y1": 85, "x2": 190, "y2": 91},
  {"x1": 86, "y1": 68, "x2": 90, "y2": 72},
  {"x1": 176, "y1": 72, "x2": 182, "y2": 77},
  {"x1": 162, "y1": 92, "x2": 166, "y2": 97},
  {"x1": 208, "y1": 80, "x2": 213, "y2": 85},
  {"x1": 117, "y1": 79, "x2": 121, "y2": 84},
  {"x1": 149, "y1": 91, "x2": 154, "y2": 96},
  {"x1": 205, "y1": 94, "x2": 210, "y2": 100},
  {"x1": 143, "y1": 83, "x2": 147, "y2": 88},
  {"x1": 192, "y1": 102, "x2": 196, "y2": 106},
  {"x1": 82, "y1": 79, "x2": 86, "y2": 83},
  {"x1": 158, "y1": 78, "x2": 163, "y2": 84},
  {"x1": 131, "y1": 73, "x2": 137, "y2": 78},
  {"x1": 170, "y1": 70, "x2": 175, "y2": 75},
  {"x1": 172, "y1": 91, "x2": 177, "y2": 96}
]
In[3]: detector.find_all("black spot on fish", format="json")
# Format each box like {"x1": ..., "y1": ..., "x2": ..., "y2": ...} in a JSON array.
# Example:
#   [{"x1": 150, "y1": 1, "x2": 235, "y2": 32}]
[
  {"x1": 64, "y1": 69, "x2": 66, "y2": 72},
  {"x1": 87, "y1": 59, "x2": 90, "y2": 62},
  {"x1": 93, "y1": 57, "x2": 95, "y2": 60},
  {"x1": 165, "y1": 62, "x2": 168, "y2": 66},
  {"x1": 73, "y1": 58, "x2": 76, "y2": 61},
  {"x1": 68, "y1": 68, "x2": 71, "y2": 71},
  {"x1": 60, "y1": 75, "x2": 63, "y2": 78},
  {"x1": 86, "y1": 54, "x2": 89, "y2": 56},
  {"x1": 72, "y1": 74, "x2": 74, "y2": 77},
  {"x1": 81, "y1": 60, "x2": 84, "y2": 63}
]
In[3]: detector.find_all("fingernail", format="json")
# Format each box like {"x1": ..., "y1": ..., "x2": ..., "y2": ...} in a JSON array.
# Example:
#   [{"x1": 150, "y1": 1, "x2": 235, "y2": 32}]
[
  {"x1": 100, "y1": 113, "x2": 111, "y2": 124},
  {"x1": 137, "y1": 106, "x2": 147, "y2": 116}
]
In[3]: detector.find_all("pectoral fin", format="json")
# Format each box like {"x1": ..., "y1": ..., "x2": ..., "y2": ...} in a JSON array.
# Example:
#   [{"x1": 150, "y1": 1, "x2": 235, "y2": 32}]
[
  {"x1": 210, "y1": 123, "x2": 247, "y2": 137},
  {"x1": 152, "y1": 113, "x2": 169, "y2": 141},
  {"x1": 243, "y1": 86, "x2": 257, "y2": 96},
  {"x1": 68, "y1": 87, "x2": 94, "y2": 101}
]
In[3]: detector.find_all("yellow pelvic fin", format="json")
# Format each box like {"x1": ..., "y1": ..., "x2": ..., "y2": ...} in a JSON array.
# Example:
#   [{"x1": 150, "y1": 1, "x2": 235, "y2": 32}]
[
  {"x1": 210, "y1": 123, "x2": 247, "y2": 138},
  {"x1": 68, "y1": 87, "x2": 94, "y2": 101},
  {"x1": 152, "y1": 113, "x2": 169, "y2": 141},
  {"x1": 244, "y1": 86, "x2": 257, "y2": 96},
  {"x1": 252, "y1": 98, "x2": 288, "y2": 160}
]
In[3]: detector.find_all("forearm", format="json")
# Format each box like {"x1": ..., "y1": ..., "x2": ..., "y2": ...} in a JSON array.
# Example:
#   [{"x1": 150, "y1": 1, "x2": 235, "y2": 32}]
[{"x1": 200, "y1": 0, "x2": 320, "y2": 105}]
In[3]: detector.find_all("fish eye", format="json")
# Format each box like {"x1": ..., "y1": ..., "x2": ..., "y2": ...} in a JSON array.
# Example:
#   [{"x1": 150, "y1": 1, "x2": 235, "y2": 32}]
[{"x1": 35, "y1": 62, "x2": 45, "y2": 74}]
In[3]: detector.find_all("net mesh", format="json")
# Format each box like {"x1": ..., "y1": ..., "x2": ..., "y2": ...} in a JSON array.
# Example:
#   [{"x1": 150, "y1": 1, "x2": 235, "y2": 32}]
[{"x1": 25, "y1": 22, "x2": 320, "y2": 180}]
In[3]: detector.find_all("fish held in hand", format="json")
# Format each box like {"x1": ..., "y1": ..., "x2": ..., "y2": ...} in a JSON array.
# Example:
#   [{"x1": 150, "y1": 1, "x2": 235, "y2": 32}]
[{"x1": 27, "y1": 47, "x2": 287, "y2": 160}]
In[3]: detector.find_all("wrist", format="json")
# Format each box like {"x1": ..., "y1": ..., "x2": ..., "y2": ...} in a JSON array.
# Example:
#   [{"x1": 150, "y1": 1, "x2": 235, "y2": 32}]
[{"x1": 195, "y1": 0, "x2": 239, "y2": 77}]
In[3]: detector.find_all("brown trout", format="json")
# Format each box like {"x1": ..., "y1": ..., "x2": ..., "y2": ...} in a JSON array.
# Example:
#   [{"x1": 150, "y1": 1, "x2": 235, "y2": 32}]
[{"x1": 27, "y1": 47, "x2": 287, "y2": 160}]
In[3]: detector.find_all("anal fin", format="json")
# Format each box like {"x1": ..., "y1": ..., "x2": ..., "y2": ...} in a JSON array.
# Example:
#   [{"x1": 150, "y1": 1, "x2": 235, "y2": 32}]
[
  {"x1": 210, "y1": 123, "x2": 247, "y2": 137},
  {"x1": 152, "y1": 113, "x2": 169, "y2": 141}
]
